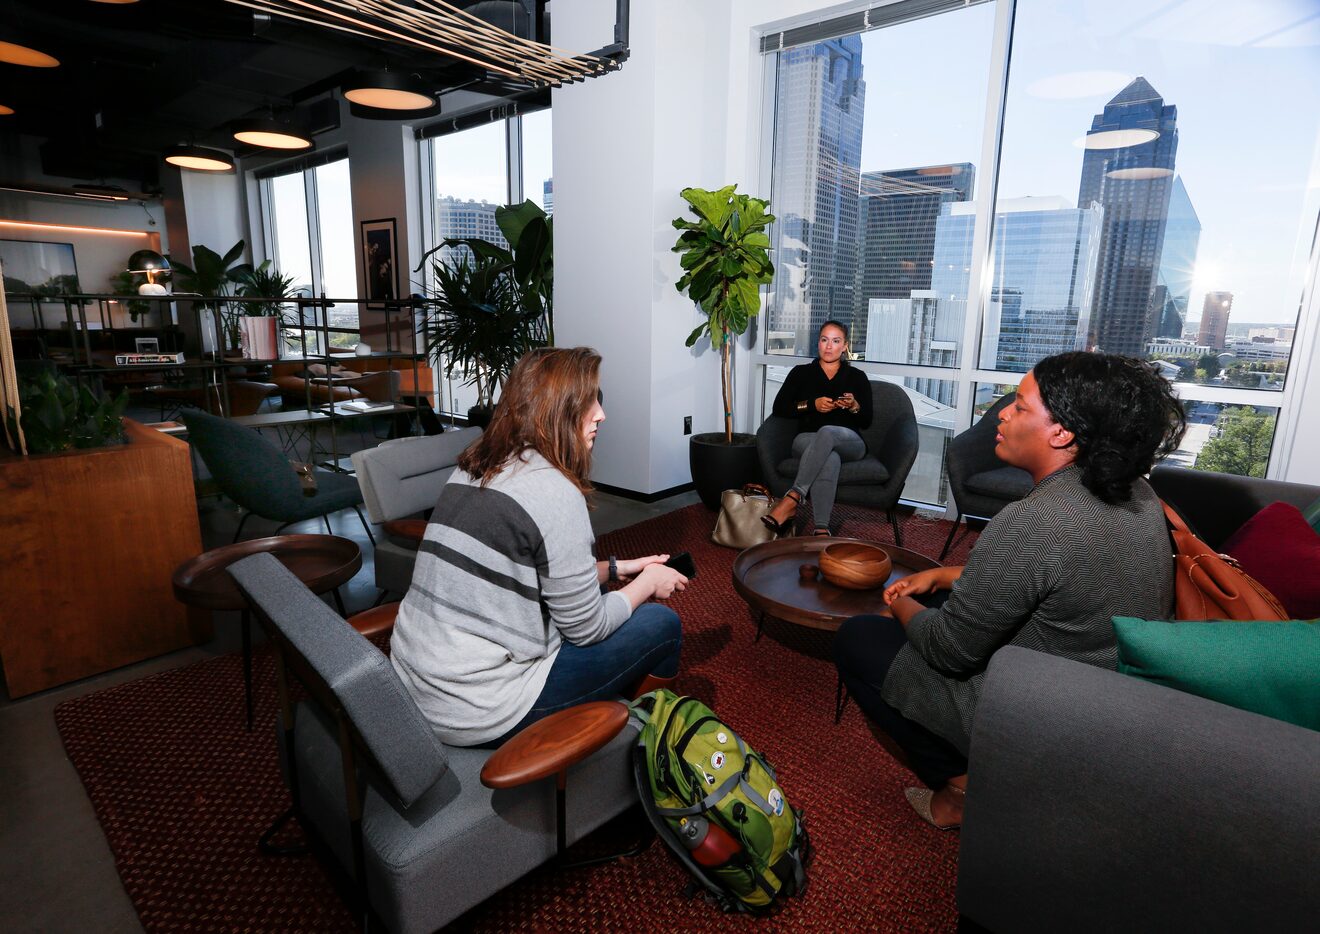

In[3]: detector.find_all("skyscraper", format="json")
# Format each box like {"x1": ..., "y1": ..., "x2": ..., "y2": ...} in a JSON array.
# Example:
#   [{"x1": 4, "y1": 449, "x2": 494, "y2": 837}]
[
  {"x1": 1198, "y1": 291, "x2": 1233, "y2": 350},
  {"x1": 766, "y1": 36, "x2": 866, "y2": 356},
  {"x1": 853, "y1": 163, "x2": 975, "y2": 354},
  {"x1": 434, "y1": 196, "x2": 507, "y2": 265},
  {"x1": 1077, "y1": 77, "x2": 1180, "y2": 357},
  {"x1": 928, "y1": 196, "x2": 1103, "y2": 373},
  {"x1": 1151, "y1": 177, "x2": 1201, "y2": 338}
]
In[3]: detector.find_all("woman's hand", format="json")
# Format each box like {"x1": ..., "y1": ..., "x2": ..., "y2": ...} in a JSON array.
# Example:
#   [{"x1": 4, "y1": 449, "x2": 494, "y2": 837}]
[
  {"x1": 814, "y1": 396, "x2": 839, "y2": 413},
  {"x1": 615, "y1": 554, "x2": 668, "y2": 581},
  {"x1": 836, "y1": 392, "x2": 859, "y2": 414},
  {"x1": 636, "y1": 563, "x2": 688, "y2": 599},
  {"x1": 883, "y1": 566, "x2": 963, "y2": 605}
]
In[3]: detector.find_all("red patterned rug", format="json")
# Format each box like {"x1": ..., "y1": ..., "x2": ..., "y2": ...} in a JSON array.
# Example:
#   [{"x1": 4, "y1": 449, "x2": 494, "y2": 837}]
[{"x1": 55, "y1": 503, "x2": 980, "y2": 932}]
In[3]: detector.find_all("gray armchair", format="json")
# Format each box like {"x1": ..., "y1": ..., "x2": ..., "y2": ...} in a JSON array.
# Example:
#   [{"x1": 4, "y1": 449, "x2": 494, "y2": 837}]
[
  {"x1": 940, "y1": 392, "x2": 1032, "y2": 559},
  {"x1": 757, "y1": 379, "x2": 919, "y2": 543},
  {"x1": 350, "y1": 428, "x2": 482, "y2": 598},
  {"x1": 227, "y1": 552, "x2": 640, "y2": 934}
]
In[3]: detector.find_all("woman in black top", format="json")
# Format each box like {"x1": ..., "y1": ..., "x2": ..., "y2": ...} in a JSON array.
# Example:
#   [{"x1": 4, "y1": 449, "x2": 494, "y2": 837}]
[{"x1": 763, "y1": 320, "x2": 873, "y2": 535}]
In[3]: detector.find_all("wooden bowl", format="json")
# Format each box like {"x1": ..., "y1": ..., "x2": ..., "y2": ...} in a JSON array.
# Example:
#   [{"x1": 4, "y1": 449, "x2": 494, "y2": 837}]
[{"x1": 818, "y1": 542, "x2": 892, "y2": 591}]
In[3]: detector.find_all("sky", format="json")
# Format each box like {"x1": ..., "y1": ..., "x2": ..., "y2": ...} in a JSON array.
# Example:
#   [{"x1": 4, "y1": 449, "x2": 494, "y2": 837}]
[{"x1": 854, "y1": 0, "x2": 1320, "y2": 326}]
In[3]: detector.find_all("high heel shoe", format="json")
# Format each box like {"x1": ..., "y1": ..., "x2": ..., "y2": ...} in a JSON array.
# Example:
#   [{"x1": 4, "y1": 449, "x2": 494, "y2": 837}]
[
  {"x1": 761, "y1": 490, "x2": 802, "y2": 535},
  {"x1": 904, "y1": 783, "x2": 965, "y2": 831}
]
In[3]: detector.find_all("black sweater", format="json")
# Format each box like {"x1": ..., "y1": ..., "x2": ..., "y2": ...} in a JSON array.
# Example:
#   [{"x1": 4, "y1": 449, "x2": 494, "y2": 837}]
[{"x1": 771, "y1": 361, "x2": 873, "y2": 440}]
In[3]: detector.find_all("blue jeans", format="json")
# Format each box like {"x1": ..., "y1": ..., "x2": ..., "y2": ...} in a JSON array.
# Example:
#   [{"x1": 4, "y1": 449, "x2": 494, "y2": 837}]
[
  {"x1": 483, "y1": 603, "x2": 682, "y2": 746},
  {"x1": 791, "y1": 425, "x2": 866, "y2": 530}
]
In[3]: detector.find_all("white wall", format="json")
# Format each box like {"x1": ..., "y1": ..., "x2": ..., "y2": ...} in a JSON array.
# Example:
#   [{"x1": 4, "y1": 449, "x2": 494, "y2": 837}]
[{"x1": 551, "y1": 0, "x2": 863, "y2": 494}]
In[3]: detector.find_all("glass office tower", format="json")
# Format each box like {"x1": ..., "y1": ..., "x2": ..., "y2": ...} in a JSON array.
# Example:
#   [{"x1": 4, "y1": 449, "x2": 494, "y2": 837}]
[
  {"x1": 767, "y1": 35, "x2": 866, "y2": 356},
  {"x1": 1077, "y1": 76, "x2": 1180, "y2": 357}
]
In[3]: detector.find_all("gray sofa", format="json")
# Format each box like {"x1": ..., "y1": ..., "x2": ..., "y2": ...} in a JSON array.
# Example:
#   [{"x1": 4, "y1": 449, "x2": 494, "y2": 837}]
[
  {"x1": 958, "y1": 466, "x2": 1320, "y2": 932},
  {"x1": 350, "y1": 428, "x2": 482, "y2": 597},
  {"x1": 228, "y1": 552, "x2": 640, "y2": 934}
]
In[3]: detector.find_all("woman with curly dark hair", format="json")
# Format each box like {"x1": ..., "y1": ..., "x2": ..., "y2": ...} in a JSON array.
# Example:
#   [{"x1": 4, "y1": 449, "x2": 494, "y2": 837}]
[{"x1": 834, "y1": 352, "x2": 1185, "y2": 830}]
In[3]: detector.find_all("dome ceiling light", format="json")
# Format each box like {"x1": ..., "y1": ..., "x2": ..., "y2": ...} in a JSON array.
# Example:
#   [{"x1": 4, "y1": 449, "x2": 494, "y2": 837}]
[
  {"x1": 343, "y1": 70, "x2": 436, "y2": 111},
  {"x1": 164, "y1": 144, "x2": 235, "y2": 172},
  {"x1": 0, "y1": 39, "x2": 60, "y2": 68},
  {"x1": 232, "y1": 114, "x2": 313, "y2": 150}
]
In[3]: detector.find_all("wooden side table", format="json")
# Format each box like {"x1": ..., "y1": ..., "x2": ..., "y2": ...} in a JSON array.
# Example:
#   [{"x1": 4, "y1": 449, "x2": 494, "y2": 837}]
[
  {"x1": 481, "y1": 701, "x2": 641, "y2": 866},
  {"x1": 172, "y1": 534, "x2": 362, "y2": 728}
]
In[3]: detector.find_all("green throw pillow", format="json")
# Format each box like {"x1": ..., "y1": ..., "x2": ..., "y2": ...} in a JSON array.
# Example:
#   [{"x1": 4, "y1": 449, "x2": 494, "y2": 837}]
[
  {"x1": 1113, "y1": 617, "x2": 1320, "y2": 731},
  {"x1": 1304, "y1": 494, "x2": 1320, "y2": 536}
]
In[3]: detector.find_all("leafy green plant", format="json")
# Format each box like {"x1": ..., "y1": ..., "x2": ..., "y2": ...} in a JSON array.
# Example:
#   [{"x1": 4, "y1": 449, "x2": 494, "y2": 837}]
[
  {"x1": 170, "y1": 240, "x2": 253, "y2": 350},
  {"x1": 236, "y1": 261, "x2": 299, "y2": 317},
  {"x1": 417, "y1": 200, "x2": 553, "y2": 412},
  {"x1": 6, "y1": 369, "x2": 129, "y2": 455},
  {"x1": 107, "y1": 269, "x2": 152, "y2": 322},
  {"x1": 423, "y1": 251, "x2": 545, "y2": 411},
  {"x1": 671, "y1": 185, "x2": 775, "y2": 443}
]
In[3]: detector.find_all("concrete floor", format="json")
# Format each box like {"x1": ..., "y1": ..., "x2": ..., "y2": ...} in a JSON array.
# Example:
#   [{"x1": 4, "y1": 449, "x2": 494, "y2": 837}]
[{"x1": 0, "y1": 417, "x2": 697, "y2": 933}]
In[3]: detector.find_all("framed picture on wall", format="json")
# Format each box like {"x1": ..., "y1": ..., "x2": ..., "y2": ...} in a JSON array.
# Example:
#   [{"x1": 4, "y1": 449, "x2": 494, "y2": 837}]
[
  {"x1": 360, "y1": 218, "x2": 398, "y2": 310},
  {"x1": 0, "y1": 239, "x2": 81, "y2": 298}
]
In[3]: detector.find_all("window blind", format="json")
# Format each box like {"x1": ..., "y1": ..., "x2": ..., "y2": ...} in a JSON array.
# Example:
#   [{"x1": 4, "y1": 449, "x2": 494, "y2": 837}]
[{"x1": 759, "y1": 0, "x2": 992, "y2": 54}]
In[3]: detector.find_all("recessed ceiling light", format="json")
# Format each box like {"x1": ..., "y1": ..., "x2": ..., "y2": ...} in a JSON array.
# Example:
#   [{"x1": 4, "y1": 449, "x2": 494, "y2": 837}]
[
  {"x1": 916, "y1": 165, "x2": 963, "y2": 177},
  {"x1": 1074, "y1": 128, "x2": 1159, "y2": 150},
  {"x1": 165, "y1": 144, "x2": 235, "y2": 172},
  {"x1": 232, "y1": 115, "x2": 313, "y2": 150},
  {"x1": 1105, "y1": 167, "x2": 1174, "y2": 181},
  {"x1": 343, "y1": 70, "x2": 436, "y2": 111},
  {"x1": 0, "y1": 40, "x2": 60, "y2": 68}
]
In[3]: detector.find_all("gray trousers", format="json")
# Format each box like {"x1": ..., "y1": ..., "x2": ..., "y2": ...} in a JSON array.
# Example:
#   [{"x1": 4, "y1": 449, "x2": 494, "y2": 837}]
[{"x1": 790, "y1": 426, "x2": 866, "y2": 530}]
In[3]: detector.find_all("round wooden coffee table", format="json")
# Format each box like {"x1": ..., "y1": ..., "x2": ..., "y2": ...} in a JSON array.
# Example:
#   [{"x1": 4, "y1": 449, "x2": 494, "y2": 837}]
[
  {"x1": 732, "y1": 537, "x2": 941, "y2": 633},
  {"x1": 733, "y1": 537, "x2": 942, "y2": 722},
  {"x1": 173, "y1": 534, "x2": 362, "y2": 729}
]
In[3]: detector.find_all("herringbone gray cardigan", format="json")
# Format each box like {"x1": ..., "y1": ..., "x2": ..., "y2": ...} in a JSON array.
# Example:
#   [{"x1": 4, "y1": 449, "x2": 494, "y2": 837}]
[{"x1": 882, "y1": 465, "x2": 1173, "y2": 754}]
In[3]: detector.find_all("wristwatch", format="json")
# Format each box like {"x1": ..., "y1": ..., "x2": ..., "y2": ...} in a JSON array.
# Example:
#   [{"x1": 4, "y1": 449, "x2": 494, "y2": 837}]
[{"x1": 608, "y1": 555, "x2": 618, "y2": 582}]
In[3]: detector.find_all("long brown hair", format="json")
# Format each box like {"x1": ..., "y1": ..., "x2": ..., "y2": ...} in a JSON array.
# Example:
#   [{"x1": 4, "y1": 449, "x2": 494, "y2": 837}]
[{"x1": 457, "y1": 347, "x2": 601, "y2": 493}]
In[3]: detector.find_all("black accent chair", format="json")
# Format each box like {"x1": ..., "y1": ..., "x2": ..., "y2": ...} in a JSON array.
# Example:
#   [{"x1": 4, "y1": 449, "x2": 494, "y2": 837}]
[
  {"x1": 756, "y1": 380, "x2": 919, "y2": 544},
  {"x1": 939, "y1": 392, "x2": 1033, "y2": 559},
  {"x1": 181, "y1": 407, "x2": 375, "y2": 544}
]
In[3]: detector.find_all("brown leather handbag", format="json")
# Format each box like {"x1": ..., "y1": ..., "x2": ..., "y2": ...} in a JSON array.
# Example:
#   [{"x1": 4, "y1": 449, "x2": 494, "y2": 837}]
[
  {"x1": 712, "y1": 484, "x2": 777, "y2": 549},
  {"x1": 1161, "y1": 502, "x2": 1289, "y2": 621}
]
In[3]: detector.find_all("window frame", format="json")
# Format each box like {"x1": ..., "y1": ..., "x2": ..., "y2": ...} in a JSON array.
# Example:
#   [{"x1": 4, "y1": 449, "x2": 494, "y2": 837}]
[{"x1": 749, "y1": 0, "x2": 1320, "y2": 500}]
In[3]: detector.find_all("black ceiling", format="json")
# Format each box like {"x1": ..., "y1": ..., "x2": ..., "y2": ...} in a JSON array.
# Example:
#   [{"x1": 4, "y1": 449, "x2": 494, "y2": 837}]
[{"x1": 0, "y1": 0, "x2": 553, "y2": 189}]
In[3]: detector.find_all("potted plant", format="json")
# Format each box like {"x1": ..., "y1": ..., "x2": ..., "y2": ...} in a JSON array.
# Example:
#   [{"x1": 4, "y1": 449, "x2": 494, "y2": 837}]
[
  {"x1": 418, "y1": 200, "x2": 553, "y2": 425},
  {"x1": 5, "y1": 368, "x2": 129, "y2": 455},
  {"x1": 170, "y1": 240, "x2": 253, "y2": 353},
  {"x1": 671, "y1": 184, "x2": 775, "y2": 509},
  {"x1": 235, "y1": 261, "x2": 298, "y2": 360}
]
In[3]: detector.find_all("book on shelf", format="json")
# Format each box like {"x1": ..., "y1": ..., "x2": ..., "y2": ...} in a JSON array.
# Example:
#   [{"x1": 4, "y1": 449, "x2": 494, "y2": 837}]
[
  {"x1": 340, "y1": 399, "x2": 395, "y2": 413},
  {"x1": 114, "y1": 351, "x2": 186, "y2": 365}
]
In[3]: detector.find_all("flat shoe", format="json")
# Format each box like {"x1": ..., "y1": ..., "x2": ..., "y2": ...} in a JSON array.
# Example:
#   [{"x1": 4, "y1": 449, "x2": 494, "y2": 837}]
[{"x1": 904, "y1": 787, "x2": 960, "y2": 831}]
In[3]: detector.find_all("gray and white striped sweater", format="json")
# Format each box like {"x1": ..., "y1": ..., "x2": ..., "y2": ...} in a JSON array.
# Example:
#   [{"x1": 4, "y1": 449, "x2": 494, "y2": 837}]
[{"x1": 390, "y1": 450, "x2": 631, "y2": 745}]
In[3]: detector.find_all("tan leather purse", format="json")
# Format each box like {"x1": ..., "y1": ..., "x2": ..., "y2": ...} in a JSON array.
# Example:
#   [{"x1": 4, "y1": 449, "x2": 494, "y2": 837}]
[
  {"x1": 712, "y1": 484, "x2": 778, "y2": 549},
  {"x1": 1162, "y1": 502, "x2": 1288, "y2": 621}
]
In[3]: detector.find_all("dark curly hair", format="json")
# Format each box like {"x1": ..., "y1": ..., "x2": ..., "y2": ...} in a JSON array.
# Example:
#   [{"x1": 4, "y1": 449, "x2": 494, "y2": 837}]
[{"x1": 1033, "y1": 352, "x2": 1186, "y2": 505}]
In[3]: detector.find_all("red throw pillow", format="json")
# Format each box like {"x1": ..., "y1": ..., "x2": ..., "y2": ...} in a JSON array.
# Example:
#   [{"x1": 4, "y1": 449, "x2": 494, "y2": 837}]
[{"x1": 1222, "y1": 502, "x2": 1320, "y2": 619}]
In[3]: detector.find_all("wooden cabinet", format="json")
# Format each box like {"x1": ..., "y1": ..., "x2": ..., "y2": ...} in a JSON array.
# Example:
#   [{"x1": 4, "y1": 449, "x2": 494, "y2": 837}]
[{"x1": 0, "y1": 420, "x2": 210, "y2": 697}]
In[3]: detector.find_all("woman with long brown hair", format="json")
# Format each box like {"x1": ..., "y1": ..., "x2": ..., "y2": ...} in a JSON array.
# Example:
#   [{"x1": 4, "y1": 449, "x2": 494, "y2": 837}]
[{"x1": 390, "y1": 347, "x2": 687, "y2": 747}]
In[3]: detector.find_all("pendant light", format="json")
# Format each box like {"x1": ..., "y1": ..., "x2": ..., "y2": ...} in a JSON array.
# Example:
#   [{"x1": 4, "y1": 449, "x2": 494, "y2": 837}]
[
  {"x1": 232, "y1": 110, "x2": 313, "y2": 150},
  {"x1": 343, "y1": 70, "x2": 436, "y2": 111},
  {"x1": 0, "y1": 38, "x2": 59, "y2": 68},
  {"x1": 165, "y1": 144, "x2": 235, "y2": 172}
]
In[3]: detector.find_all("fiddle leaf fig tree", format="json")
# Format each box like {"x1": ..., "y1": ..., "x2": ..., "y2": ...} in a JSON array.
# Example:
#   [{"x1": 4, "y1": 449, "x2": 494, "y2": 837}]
[{"x1": 672, "y1": 185, "x2": 775, "y2": 443}]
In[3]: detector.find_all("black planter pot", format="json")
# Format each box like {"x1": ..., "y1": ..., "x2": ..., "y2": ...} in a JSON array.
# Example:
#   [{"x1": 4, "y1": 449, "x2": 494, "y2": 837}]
[
  {"x1": 466, "y1": 404, "x2": 493, "y2": 429},
  {"x1": 689, "y1": 432, "x2": 761, "y2": 510}
]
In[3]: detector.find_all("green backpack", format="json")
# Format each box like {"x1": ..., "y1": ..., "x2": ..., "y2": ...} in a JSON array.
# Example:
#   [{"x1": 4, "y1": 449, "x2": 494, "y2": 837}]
[{"x1": 631, "y1": 690, "x2": 811, "y2": 912}]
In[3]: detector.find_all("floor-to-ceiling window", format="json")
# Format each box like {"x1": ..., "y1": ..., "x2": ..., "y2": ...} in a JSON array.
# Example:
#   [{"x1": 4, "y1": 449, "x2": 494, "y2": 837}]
[
  {"x1": 258, "y1": 153, "x2": 356, "y2": 352},
  {"x1": 758, "y1": 0, "x2": 1319, "y2": 500},
  {"x1": 419, "y1": 108, "x2": 552, "y2": 416}
]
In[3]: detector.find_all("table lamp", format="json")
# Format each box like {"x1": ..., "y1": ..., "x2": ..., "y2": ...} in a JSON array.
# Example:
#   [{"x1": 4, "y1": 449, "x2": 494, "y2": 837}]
[{"x1": 127, "y1": 249, "x2": 171, "y2": 295}]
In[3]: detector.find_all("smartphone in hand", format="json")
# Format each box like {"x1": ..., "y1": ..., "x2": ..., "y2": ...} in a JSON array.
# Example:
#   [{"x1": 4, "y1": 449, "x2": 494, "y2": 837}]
[{"x1": 664, "y1": 551, "x2": 697, "y2": 578}]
